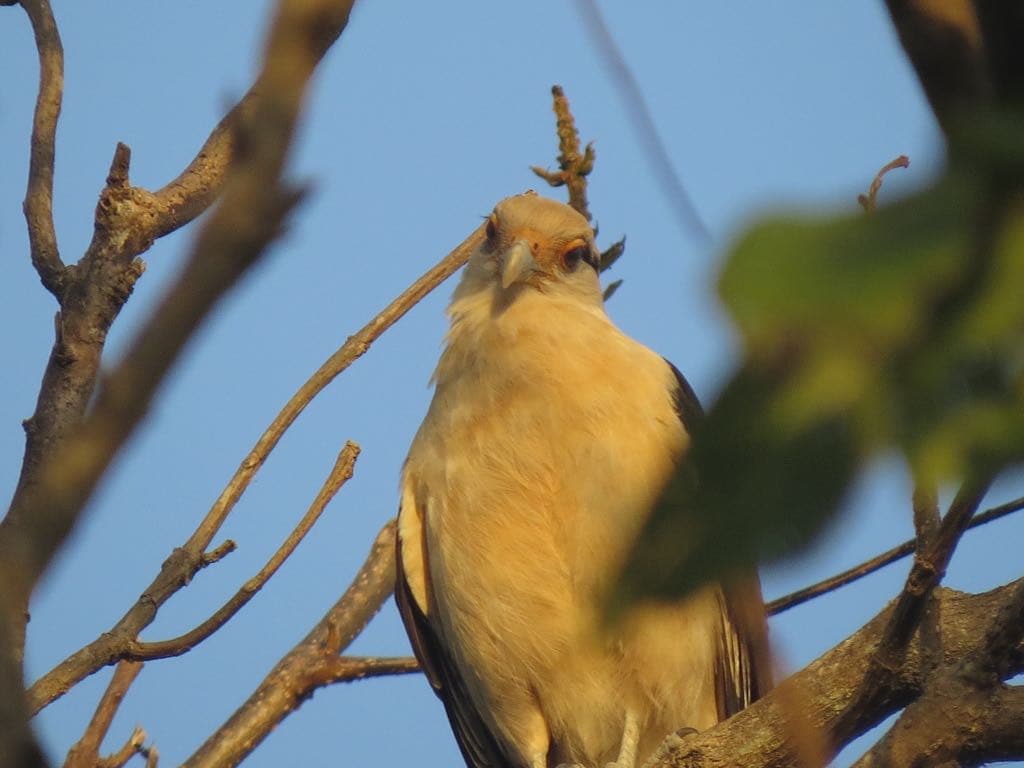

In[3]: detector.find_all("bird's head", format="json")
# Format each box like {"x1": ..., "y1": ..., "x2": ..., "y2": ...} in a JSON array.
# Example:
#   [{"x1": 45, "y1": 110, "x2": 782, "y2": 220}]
[{"x1": 460, "y1": 192, "x2": 603, "y2": 307}]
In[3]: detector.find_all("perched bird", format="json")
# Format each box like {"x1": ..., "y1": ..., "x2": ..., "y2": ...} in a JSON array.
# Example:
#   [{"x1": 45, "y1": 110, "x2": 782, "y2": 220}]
[{"x1": 396, "y1": 192, "x2": 770, "y2": 768}]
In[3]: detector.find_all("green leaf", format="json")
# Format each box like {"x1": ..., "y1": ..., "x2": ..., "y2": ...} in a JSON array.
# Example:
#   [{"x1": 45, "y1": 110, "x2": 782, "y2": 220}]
[{"x1": 614, "y1": 366, "x2": 860, "y2": 608}]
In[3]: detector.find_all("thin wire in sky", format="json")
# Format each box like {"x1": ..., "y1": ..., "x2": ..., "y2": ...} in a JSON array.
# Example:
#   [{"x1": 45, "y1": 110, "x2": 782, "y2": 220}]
[{"x1": 574, "y1": 0, "x2": 712, "y2": 246}]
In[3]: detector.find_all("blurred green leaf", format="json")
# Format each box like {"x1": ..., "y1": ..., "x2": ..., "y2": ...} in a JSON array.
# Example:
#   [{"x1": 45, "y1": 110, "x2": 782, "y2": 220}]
[
  {"x1": 615, "y1": 366, "x2": 860, "y2": 607},
  {"x1": 617, "y1": 123, "x2": 1024, "y2": 604}
]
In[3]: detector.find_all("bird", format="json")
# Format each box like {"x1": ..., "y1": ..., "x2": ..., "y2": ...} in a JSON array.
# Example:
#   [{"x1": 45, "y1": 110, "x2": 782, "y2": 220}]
[{"x1": 395, "y1": 192, "x2": 771, "y2": 768}]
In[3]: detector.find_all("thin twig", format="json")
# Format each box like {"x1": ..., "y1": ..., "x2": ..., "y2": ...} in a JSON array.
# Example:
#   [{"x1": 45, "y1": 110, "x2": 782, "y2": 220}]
[
  {"x1": 882, "y1": 0, "x2": 988, "y2": 135},
  {"x1": 857, "y1": 155, "x2": 910, "y2": 213},
  {"x1": 96, "y1": 726, "x2": 148, "y2": 768},
  {"x1": 64, "y1": 661, "x2": 144, "y2": 768},
  {"x1": 315, "y1": 655, "x2": 420, "y2": 686},
  {"x1": 767, "y1": 494, "x2": 1024, "y2": 615},
  {"x1": 19, "y1": 0, "x2": 66, "y2": 297},
  {"x1": 129, "y1": 443, "x2": 359, "y2": 660},
  {"x1": 573, "y1": 0, "x2": 710, "y2": 244},
  {"x1": 182, "y1": 521, "x2": 400, "y2": 768}
]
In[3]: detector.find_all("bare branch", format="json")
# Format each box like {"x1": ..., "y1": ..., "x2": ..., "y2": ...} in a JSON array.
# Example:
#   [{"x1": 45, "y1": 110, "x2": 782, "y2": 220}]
[
  {"x1": 646, "y1": 580, "x2": 1024, "y2": 768},
  {"x1": 0, "y1": 0, "x2": 328, "y2": 623},
  {"x1": 200, "y1": 539, "x2": 237, "y2": 568},
  {"x1": 18, "y1": 0, "x2": 66, "y2": 297},
  {"x1": 182, "y1": 521, "x2": 399, "y2": 768},
  {"x1": 314, "y1": 655, "x2": 420, "y2": 686},
  {"x1": 179, "y1": 220, "x2": 485, "y2": 565},
  {"x1": 64, "y1": 661, "x2": 144, "y2": 768},
  {"x1": 838, "y1": 477, "x2": 992, "y2": 739},
  {"x1": 530, "y1": 85, "x2": 595, "y2": 221},
  {"x1": 1, "y1": 0, "x2": 361, "y2": 668},
  {"x1": 768, "y1": 494, "x2": 1024, "y2": 615},
  {"x1": 573, "y1": 0, "x2": 709, "y2": 243},
  {"x1": 28, "y1": 214, "x2": 484, "y2": 714},
  {"x1": 129, "y1": 442, "x2": 359, "y2": 661},
  {"x1": 857, "y1": 155, "x2": 910, "y2": 213}
]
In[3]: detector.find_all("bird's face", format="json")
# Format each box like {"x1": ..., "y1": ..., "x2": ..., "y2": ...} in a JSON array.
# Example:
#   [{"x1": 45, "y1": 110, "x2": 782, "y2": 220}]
[{"x1": 469, "y1": 193, "x2": 603, "y2": 306}]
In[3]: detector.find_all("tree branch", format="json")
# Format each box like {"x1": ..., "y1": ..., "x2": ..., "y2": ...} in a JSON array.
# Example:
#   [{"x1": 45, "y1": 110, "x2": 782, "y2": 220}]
[
  {"x1": 837, "y1": 477, "x2": 992, "y2": 737},
  {"x1": 646, "y1": 579, "x2": 1024, "y2": 768},
  {"x1": 18, "y1": 0, "x2": 65, "y2": 297},
  {"x1": 851, "y1": 579, "x2": 1024, "y2": 768},
  {"x1": 64, "y1": 661, "x2": 146, "y2": 768},
  {"x1": 0, "y1": 0, "x2": 331, "y2": 626},
  {"x1": 1, "y1": 0, "x2": 358, "y2": 684},
  {"x1": 27, "y1": 213, "x2": 485, "y2": 714},
  {"x1": 128, "y1": 442, "x2": 359, "y2": 661},
  {"x1": 182, "y1": 520, "x2": 400, "y2": 768},
  {"x1": 313, "y1": 655, "x2": 420, "y2": 686}
]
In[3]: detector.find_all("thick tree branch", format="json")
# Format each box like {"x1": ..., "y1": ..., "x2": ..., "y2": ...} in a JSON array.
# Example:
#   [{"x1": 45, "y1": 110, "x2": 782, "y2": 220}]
[
  {"x1": 18, "y1": 0, "x2": 65, "y2": 297},
  {"x1": 851, "y1": 579, "x2": 1024, "y2": 768},
  {"x1": 128, "y1": 442, "x2": 359, "y2": 661},
  {"x1": 182, "y1": 521, "x2": 400, "y2": 768},
  {"x1": 646, "y1": 580, "x2": 1024, "y2": 768}
]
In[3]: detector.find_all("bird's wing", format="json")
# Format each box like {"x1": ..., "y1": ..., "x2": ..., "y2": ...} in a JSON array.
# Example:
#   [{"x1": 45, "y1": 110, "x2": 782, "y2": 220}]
[
  {"x1": 664, "y1": 359, "x2": 773, "y2": 719},
  {"x1": 395, "y1": 492, "x2": 511, "y2": 768},
  {"x1": 714, "y1": 577, "x2": 773, "y2": 718}
]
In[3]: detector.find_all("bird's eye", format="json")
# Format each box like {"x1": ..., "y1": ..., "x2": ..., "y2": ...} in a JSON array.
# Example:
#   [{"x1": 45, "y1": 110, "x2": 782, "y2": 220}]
[
  {"x1": 561, "y1": 244, "x2": 597, "y2": 273},
  {"x1": 485, "y1": 216, "x2": 498, "y2": 241}
]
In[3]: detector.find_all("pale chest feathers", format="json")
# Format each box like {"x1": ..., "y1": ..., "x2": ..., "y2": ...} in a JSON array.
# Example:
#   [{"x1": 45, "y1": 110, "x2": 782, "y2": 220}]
[{"x1": 405, "y1": 290, "x2": 687, "y2": 599}]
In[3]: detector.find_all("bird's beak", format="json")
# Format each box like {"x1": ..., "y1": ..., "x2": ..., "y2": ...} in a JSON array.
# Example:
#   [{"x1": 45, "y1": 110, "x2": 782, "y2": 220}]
[{"x1": 500, "y1": 240, "x2": 540, "y2": 289}]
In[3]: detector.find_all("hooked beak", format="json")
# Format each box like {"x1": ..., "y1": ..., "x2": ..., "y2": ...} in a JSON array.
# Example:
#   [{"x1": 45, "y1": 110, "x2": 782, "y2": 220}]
[{"x1": 500, "y1": 240, "x2": 540, "y2": 289}]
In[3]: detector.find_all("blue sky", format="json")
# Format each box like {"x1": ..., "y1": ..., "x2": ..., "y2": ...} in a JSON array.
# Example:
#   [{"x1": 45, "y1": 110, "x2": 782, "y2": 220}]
[{"x1": 2, "y1": 2, "x2": 1022, "y2": 766}]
